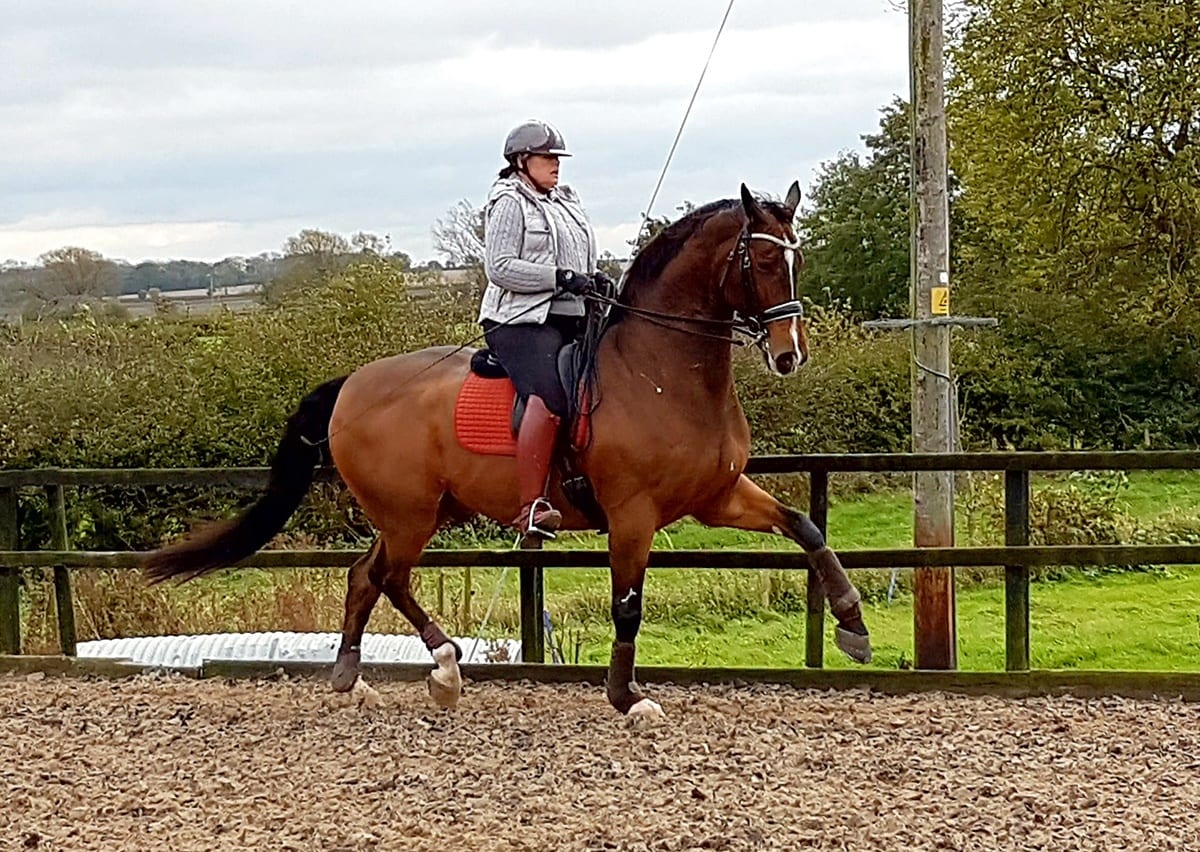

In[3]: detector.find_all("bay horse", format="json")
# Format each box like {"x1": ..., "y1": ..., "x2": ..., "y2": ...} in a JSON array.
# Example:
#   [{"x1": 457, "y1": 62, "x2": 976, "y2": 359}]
[{"x1": 144, "y1": 183, "x2": 872, "y2": 719}]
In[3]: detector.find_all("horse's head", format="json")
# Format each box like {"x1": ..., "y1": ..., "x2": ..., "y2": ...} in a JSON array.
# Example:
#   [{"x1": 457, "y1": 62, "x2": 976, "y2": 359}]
[
  {"x1": 726, "y1": 182, "x2": 807, "y2": 376},
  {"x1": 616, "y1": 185, "x2": 808, "y2": 374}
]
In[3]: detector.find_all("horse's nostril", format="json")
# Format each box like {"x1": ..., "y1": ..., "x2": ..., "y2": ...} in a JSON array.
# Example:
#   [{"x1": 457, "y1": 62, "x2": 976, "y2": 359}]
[{"x1": 776, "y1": 352, "x2": 797, "y2": 374}]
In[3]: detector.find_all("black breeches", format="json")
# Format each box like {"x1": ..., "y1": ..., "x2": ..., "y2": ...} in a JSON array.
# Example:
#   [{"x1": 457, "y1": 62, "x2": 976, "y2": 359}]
[{"x1": 482, "y1": 315, "x2": 583, "y2": 417}]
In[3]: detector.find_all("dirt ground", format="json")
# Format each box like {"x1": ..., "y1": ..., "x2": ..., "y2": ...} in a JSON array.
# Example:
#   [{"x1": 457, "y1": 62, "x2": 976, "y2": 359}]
[{"x1": 2, "y1": 674, "x2": 1199, "y2": 851}]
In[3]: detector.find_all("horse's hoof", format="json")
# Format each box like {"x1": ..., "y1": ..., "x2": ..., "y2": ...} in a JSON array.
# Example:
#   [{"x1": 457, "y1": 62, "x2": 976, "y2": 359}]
[
  {"x1": 427, "y1": 644, "x2": 462, "y2": 710},
  {"x1": 330, "y1": 650, "x2": 361, "y2": 693},
  {"x1": 427, "y1": 670, "x2": 461, "y2": 710},
  {"x1": 627, "y1": 697, "x2": 665, "y2": 722},
  {"x1": 350, "y1": 676, "x2": 384, "y2": 710},
  {"x1": 835, "y1": 627, "x2": 873, "y2": 664}
]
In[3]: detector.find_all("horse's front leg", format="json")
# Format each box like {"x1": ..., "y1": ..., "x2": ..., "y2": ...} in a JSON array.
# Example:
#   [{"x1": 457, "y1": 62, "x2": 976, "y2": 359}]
[
  {"x1": 605, "y1": 511, "x2": 665, "y2": 719},
  {"x1": 694, "y1": 475, "x2": 872, "y2": 663}
]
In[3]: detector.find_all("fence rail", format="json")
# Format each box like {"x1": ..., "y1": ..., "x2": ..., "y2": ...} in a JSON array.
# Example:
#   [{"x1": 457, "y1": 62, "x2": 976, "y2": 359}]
[
  {"x1": 2, "y1": 452, "x2": 1198, "y2": 675},
  {"x1": 3, "y1": 450, "x2": 1200, "y2": 488}
]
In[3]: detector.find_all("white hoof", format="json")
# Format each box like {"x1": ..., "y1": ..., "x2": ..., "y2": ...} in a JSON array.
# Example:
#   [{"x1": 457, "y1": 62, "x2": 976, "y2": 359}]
[
  {"x1": 627, "y1": 697, "x2": 666, "y2": 722},
  {"x1": 427, "y1": 644, "x2": 462, "y2": 710},
  {"x1": 350, "y1": 676, "x2": 384, "y2": 710},
  {"x1": 835, "y1": 627, "x2": 873, "y2": 664}
]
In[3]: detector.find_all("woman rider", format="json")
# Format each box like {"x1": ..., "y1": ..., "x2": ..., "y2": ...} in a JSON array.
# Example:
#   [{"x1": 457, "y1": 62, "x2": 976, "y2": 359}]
[{"x1": 479, "y1": 120, "x2": 605, "y2": 548}]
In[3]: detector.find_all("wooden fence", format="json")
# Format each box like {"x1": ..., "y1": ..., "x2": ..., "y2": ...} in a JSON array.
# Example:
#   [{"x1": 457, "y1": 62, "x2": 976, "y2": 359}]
[{"x1": 2, "y1": 451, "x2": 1199, "y2": 676}]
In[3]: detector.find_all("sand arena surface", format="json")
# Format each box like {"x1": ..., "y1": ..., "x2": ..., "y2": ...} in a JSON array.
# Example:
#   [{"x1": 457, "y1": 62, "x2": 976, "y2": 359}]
[{"x1": 2, "y1": 673, "x2": 1199, "y2": 851}]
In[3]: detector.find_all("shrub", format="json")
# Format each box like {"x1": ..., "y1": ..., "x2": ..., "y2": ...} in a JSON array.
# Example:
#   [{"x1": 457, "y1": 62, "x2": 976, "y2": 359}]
[{"x1": 738, "y1": 303, "x2": 911, "y2": 455}]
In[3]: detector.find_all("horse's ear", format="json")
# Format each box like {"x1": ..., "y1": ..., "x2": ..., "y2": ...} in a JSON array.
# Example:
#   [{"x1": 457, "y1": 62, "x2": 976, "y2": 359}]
[
  {"x1": 784, "y1": 181, "x2": 802, "y2": 218},
  {"x1": 740, "y1": 183, "x2": 765, "y2": 222}
]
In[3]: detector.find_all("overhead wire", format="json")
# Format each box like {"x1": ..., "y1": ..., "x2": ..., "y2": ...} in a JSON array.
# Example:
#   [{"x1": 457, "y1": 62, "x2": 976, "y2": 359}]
[{"x1": 636, "y1": 0, "x2": 737, "y2": 244}]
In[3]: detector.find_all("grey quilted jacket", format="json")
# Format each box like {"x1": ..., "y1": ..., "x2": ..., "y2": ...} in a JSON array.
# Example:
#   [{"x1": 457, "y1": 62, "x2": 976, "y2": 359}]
[{"x1": 478, "y1": 176, "x2": 597, "y2": 325}]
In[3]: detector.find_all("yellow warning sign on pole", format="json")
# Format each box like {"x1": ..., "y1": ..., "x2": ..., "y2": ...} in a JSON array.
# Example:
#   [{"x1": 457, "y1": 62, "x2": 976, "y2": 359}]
[{"x1": 931, "y1": 287, "x2": 950, "y2": 316}]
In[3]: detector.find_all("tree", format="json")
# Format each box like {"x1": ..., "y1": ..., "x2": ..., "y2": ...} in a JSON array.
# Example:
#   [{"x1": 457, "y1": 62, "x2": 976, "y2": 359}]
[
  {"x1": 351, "y1": 231, "x2": 389, "y2": 256},
  {"x1": 0, "y1": 261, "x2": 36, "y2": 308},
  {"x1": 796, "y1": 100, "x2": 911, "y2": 318},
  {"x1": 265, "y1": 228, "x2": 354, "y2": 303},
  {"x1": 432, "y1": 200, "x2": 484, "y2": 267},
  {"x1": 949, "y1": 0, "x2": 1200, "y2": 320},
  {"x1": 948, "y1": 0, "x2": 1200, "y2": 448},
  {"x1": 38, "y1": 247, "x2": 121, "y2": 297},
  {"x1": 348, "y1": 232, "x2": 411, "y2": 270},
  {"x1": 24, "y1": 247, "x2": 121, "y2": 316},
  {"x1": 627, "y1": 202, "x2": 696, "y2": 256},
  {"x1": 628, "y1": 215, "x2": 671, "y2": 256},
  {"x1": 284, "y1": 229, "x2": 351, "y2": 258},
  {"x1": 431, "y1": 199, "x2": 486, "y2": 294},
  {"x1": 597, "y1": 250, "x2": 625, "y2": 281},
  {"x1": 209, "y1": 257, "x2": 253, "y2": 293}
]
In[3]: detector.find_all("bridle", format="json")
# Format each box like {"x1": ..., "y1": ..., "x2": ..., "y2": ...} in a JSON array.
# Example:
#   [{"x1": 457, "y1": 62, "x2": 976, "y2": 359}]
[
  {"x1": 724, "y1": 225, "x2": 805, "y2": 347},
  {"x1": 588, "y1": 222, "x2": 805, "y2": 349}
]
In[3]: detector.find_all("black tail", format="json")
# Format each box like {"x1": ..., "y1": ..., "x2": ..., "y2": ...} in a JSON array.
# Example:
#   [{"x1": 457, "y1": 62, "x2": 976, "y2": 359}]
[{"x1": 143, "y1": 375, "x2": 348, "y2": 583}]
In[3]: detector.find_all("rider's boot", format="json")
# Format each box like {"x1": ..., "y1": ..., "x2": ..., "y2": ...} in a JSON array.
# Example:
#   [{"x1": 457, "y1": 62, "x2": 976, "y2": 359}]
[{"x1": 513, "y1": 394, "x2": 562, "y2": 549}]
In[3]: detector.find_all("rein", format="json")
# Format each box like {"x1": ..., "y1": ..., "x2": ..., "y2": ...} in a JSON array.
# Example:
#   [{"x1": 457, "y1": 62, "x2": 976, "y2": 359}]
[{"x1": 585, "y1": 291, "x2": 749, "y2": 345}]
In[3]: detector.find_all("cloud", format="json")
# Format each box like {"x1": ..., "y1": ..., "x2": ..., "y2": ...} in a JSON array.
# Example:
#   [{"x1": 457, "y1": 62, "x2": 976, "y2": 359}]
[
  {"x1": 0, "y1": 216, "x2": 303, "y2": 263},
  {"x1": 1, "y1": 1, "x2": 908, "y2": 263}
]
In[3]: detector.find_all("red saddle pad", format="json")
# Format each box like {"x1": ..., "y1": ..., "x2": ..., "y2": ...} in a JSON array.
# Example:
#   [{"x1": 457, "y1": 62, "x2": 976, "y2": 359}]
[
  {"x1": 454, "y1": 373, "x2": 519, "y2": 456},
  {"x1": 454, "y1": 373, "x2": 592, "y2": 456}
]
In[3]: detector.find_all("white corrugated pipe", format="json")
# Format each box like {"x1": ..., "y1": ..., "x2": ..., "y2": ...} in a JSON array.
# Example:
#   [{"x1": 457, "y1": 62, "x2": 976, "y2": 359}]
[{"x1": 76, "y1": 631, "x2": 521, "y2": 668}]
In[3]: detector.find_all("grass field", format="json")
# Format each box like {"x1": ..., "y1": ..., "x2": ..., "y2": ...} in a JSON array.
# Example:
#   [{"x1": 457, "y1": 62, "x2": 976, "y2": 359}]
[
  {"x1": 566, "y1": 567, "x2": 1200, "y2": 672},
  {"x1": 538, "y1": 470, "x2": 1200, "y2": 670}
]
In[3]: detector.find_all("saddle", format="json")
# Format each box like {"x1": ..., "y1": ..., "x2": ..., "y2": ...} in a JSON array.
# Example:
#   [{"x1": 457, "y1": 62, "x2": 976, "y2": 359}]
[
  {"x1": 465, "y1": 344, "x2": 586, "y2": 434},
  {"x1": 454, "y1": 345, "x2": 604, "y2": 529}
]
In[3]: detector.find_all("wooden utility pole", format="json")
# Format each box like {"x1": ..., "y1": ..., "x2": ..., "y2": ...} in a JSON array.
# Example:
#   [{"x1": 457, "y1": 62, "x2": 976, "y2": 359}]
[{"x1": 909, "y1": 0, "x2": 956, "y2": 669}]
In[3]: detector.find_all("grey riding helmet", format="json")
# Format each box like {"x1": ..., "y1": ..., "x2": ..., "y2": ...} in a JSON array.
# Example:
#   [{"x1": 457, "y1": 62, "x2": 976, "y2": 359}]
[{"x1": 503, "y1": 120, "x2": 571, "y2": 160}]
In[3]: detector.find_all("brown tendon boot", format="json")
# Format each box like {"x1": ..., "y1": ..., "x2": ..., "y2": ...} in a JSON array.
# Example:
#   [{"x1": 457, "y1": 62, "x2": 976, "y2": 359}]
[{"x1": 514, "y1": 394, "x2": 563, "y2": 549}]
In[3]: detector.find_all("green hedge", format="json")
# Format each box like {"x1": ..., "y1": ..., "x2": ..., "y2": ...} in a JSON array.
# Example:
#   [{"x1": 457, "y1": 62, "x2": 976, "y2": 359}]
[{"x1": 2, "y1": 260, "x2": 1198, "y2": 552}]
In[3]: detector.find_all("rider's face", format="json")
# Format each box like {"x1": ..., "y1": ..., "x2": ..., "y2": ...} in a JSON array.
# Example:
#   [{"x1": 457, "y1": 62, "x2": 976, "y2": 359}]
[{"x1": 523, "y1": 154, "x2": 561, "y2": 192}]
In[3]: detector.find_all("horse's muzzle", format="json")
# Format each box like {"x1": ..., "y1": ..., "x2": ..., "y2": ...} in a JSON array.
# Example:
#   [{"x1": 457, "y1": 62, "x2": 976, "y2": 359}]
[{"x1": 762, "y1": 318, "x2": 808, "y2": 376}]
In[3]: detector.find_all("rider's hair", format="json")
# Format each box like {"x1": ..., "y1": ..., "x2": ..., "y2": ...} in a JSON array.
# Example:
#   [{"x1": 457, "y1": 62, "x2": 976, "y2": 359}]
[{"x1": 498, "y1": 153, "x2": 525, "y2": 179}]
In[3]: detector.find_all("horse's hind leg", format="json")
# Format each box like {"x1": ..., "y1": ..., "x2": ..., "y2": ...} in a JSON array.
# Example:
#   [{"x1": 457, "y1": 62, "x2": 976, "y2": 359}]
[
  {"x1": 331, "y1": 539, "x2": 385, "y2": 693},
  {"x1": 371, "y1": 513, "x2": 464, "y2": 710},
  {"x1": 332, "y1": 496, "x2": 468, "y2": 703},
  {"x1": 694, "y1": 475, "x2": 872, "y2": 663}
]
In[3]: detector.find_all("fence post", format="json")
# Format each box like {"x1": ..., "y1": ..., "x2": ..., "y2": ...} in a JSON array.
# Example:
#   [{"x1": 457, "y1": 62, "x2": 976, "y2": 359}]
[
  {"x1": 0, "y1": 488, "x2": 19, "y2": 654},
  {"x1": 461, "y1": 567, "x2": 473, "y2": 633},
  {"x1": 45, "y1": 485, "x2": 77, "y2": 656},
  {"x1": 1004, "y1": 469, "x2": 1031, "y2": 671},
  {"x1": 806, "y1": 470, "x2": 829, "y2": 668},
  {"x1": 519, "y1": 555, "x2": 545, "y2": 664}
]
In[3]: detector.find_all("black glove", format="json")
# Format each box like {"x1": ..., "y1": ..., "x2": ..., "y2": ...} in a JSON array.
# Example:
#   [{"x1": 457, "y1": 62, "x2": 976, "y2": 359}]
[
  {"x1": 590, "y1": 270, "x2": 617, "y2": 297},
  {"x1": 555, "y1": 268, "x2": 594, "y2": 296}
]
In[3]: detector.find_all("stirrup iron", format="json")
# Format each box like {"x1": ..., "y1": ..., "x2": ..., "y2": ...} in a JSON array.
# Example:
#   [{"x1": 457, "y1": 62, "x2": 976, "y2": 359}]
[{"x1": 524, "y1": 497, "x2": 558, "y2": 540}]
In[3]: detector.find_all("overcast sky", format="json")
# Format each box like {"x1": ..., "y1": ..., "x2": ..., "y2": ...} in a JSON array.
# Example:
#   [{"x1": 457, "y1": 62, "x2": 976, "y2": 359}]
[{"x1": 1, "y1": 1, "x2": 908, "y2": 265}]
